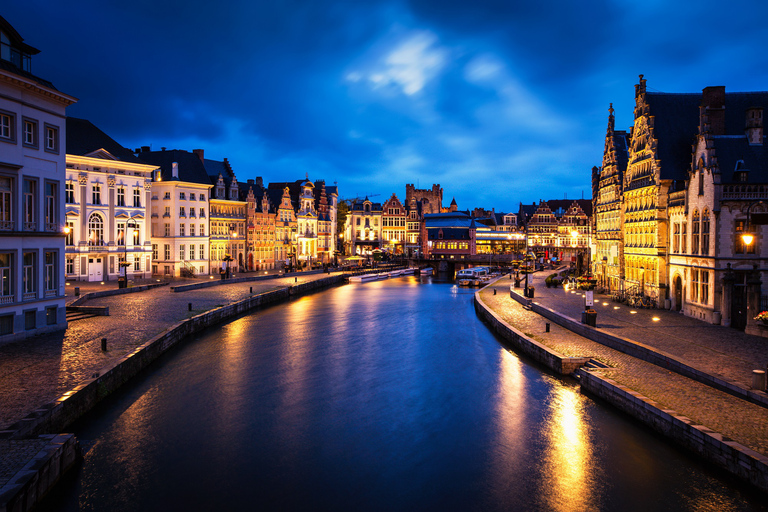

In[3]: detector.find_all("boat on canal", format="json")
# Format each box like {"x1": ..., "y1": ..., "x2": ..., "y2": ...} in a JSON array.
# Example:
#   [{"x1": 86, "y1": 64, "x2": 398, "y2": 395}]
[{"x1": 456, "y1": 267, "x2": 490, "y2": 287}]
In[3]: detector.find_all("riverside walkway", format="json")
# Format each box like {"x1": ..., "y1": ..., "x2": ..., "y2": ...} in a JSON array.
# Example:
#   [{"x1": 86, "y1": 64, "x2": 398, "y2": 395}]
[{"x1": 479, "y1": 272, "x2": 768, "y2": 460}]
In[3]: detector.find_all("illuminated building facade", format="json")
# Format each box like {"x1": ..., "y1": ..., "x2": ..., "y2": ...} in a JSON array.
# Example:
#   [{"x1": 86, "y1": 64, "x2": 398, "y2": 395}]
[
  {"x1": 0, "y1": 17, "x2": 76, "y2": 341},
  {"x1": 64, "y1": 118, "x2": 155, "y2": 283},
  {"x1": 346, "y1": 197, "x2": 382, "y2": 255},
  {"x1": 381, "y1": 193, "x2": 406, "y2": 254}
]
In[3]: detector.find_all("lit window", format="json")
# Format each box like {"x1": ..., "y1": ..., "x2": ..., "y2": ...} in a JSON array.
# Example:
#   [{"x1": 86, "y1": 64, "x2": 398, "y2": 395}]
[{"x1": 44, "y1": 124, "x2": 59, "y2": 153}]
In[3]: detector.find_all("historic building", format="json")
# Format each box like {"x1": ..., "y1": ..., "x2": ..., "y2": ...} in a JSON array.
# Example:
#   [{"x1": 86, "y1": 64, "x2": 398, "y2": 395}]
[
  {"x1": 406, "y1": 183, "x2": 442, "y2": 214},
  {"x1": 405, "y1": 196, "x2": 423, "y2": 257},
  {"x1": 136, "y1": 148, "x2": 212, "y2": 277},
  {"x1": 424, "y1": 212, "x2": 474, "y2": 258},
  {"x1": 315, "y1": 181, "x2": 333, "y2": 264},
  {"x1": 64, "y1": 118, "x2": 155, "y2": 283},
  {"x1": 517, "y1": 200, "x2": 592, "y2": 266},
  {"x1": 0, "y1": 16, "x2": 77, "y2": 341},
  {"x1": 243, "y1": 178, "x2": 275, "y2": 271},
  {"x1": 272, "y1": 186, "x2": 297, "y2": 270},
  {"x1": 381, "y1": 193, "x2": 406, "y2": 255},
  {"x1": 592, "y1": 104, "x2": 629, "y2": 290},
  {"x1": 202, "y1": 155, "x2": 247, "y2": 274},
  {"x1": 345, "y1": 197, "x2": 382, "y2": 256},
  {"x1": 295, "y1": 178, "x2": 318, "y2": 267}
]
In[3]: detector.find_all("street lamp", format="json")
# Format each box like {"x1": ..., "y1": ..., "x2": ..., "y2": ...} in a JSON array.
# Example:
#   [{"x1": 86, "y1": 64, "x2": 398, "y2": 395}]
[
  {"x1": 740, "y1": 201, "x2": 768, "y2": 251},
  {"x1": 119, "y1": 219, "x2": 138, "y2": 287}
]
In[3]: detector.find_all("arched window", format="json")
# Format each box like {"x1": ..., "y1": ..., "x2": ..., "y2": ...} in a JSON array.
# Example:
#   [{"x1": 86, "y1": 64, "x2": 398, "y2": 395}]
[
  {"x1": 88, "y1": 213, "x2": 104, "y2": 246},
  {"x1": 701, "y1": 209, "x2": 710, "y2": 256},
  {"x1": 691, "y1": 210, "x2": 700, "y2": 254}
]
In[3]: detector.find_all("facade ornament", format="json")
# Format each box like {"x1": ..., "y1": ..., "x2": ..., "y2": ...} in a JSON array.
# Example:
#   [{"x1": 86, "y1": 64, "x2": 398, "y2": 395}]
[
  {"x1": 107, "y1": 175, "x2": 116, "y2": 188},
  {"x1": 78, "y1": 173, "x2": 88, "y2": 185}
]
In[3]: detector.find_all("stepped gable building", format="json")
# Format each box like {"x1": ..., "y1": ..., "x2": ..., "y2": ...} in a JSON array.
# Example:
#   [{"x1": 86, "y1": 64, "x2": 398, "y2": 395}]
[
  {"x1": 405, "y1": 196, "x2": 423, "y2": 257},
  {"x1": 200, "y1": 153, "x2": 247, "y2": 273},
  {"x1": 65, "y1": 118, "x2": 156, "y2": 283},
  {"x1": 313, "y1": 180, "x2": 338, "y2": 264},
  {"x1": 593, "y1": 104, "x2": 629, "y2": 290},
  {"x1": 669, "y1": 86, "x2": 768, "y2": 330},
  {"x1": 345, "y1": 197, "x2": 382, "y2": 256},
  {"x1": 0, "y1": 16, "x2": 77, "y2": 341},
  {"x1": 271, "y1": 186, "x2": 297, "y2": 270},
  {"x1": 516, "y1": 200, "x2": 591, "y2": 263},
  {"x1": 136, "y1": 148, "x2": 212, "y2": 277},
  {"x1": 622, "y1": 75, "x2": 701, "y2": 299},
  {"x1": 381, "y1": 193, "x2": 406, "y2": 254},
  {"x1": 268, "y1": 177, "x2": 323, "y2": 267}
]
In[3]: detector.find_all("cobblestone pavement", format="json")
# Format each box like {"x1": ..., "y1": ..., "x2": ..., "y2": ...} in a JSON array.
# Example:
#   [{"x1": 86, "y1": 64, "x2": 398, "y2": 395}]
[
  {"x1": 0, "y1": 438, "x2": 48, "y2": 488},
  {"x1": 480, "y1": 277, "x2": 768, "y2": 457},
  {"x1": 517, "y1": 271, "x2": 768, "y2": 390},
  {"x1": 0, "y1": 272, "x2": 338, "y2": 430}
]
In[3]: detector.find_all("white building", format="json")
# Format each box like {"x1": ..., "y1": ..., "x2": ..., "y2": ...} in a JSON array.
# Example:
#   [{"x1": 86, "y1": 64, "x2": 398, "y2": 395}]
[
  {"x1": 136, "y1": 148, "x2": 213, "y2": 277},
  {"x1": 64, "y1": 118, "x2": 155, "y2": 282},
  {"x1": 0, "y1": 16, "x2": 77, "y2": 342}
]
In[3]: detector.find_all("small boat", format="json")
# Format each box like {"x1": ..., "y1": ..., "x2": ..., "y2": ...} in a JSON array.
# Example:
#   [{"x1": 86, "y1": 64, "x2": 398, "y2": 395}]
[
  {"x1": 420, "y1": 267, "x2": 433, "y2": 276},
  {"x1": 349, "y1": 274, "x2": 382, "y2": 282},
  {"x1": 456, "y1": 267, "x2": 490, "y2": 287}
]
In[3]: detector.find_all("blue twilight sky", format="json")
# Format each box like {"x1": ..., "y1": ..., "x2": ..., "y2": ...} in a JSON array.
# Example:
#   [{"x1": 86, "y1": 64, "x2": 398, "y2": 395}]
[{"x1": 6, "y1": 1, "x2": 768, "y2": 212}]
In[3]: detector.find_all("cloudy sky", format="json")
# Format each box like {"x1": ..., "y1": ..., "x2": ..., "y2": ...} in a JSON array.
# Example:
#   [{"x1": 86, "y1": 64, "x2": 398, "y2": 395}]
[{"x1": 7, "y1": 1, "x2": 768, "y2": 212}]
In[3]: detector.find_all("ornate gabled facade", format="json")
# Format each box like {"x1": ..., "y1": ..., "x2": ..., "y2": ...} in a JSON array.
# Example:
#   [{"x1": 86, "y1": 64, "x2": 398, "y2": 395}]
[
  {"x1": 622, "y1": 75, "x2": 700, "y2": 300},
  {"x1": 245, "y1": 180, "x2": 275, "y2": 271},
  {"x1": 205, "y1": 156, "x2": 247, "y2": 274},
  {"x1": 274, "y1": 186, "x2": 297, "y2": 270},
  {"x1": 593, "y1": 104, "x2": 629, "y2": 290},
  {"x1": 296, "y1": 177, "x2": 318, "y2": 267},
  {"x1": 381, "y1": 193, "x2": 406, "y2": 254},
  {"x1": 315, "y1": 181, "x2": 332, "y2": 264}
]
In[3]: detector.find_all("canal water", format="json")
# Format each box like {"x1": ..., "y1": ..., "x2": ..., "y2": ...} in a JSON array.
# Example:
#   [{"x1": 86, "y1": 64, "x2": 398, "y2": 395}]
[{"x1": 40, "y1": 277, "x2": 765, "y2": 511}]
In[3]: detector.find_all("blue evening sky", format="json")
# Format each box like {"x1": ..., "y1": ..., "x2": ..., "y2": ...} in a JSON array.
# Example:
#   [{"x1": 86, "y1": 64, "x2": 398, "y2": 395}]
[{"x1": 7, "y1": 1, "x2": 768, "y2": 212}]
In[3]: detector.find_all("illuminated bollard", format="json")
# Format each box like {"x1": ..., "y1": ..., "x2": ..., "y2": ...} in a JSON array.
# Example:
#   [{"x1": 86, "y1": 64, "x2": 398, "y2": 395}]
[
  {"x1": 74, "y1": 287, "x2": 80, "y2": 296},
  {"x1": 101, "y1": 338, "x2": 107, "y2": 351},
  {"x1": 753, "y1": 370, "x2": 766, "y2": 391}
]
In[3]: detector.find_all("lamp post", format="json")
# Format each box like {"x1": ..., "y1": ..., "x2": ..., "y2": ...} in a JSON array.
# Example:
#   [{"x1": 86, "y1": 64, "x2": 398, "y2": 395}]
[
  {"x1": 524, "y1": 215, "x2": 530, "y2": 297},
  {"x1": 118, "y1": 219, "x2": 137, "y2": 288},
  {"x1": 571, "y1": 229, "x2": 579, "y2": 276},
  {"x1": 740, "y1": 201, "x2": 768, "y2": 249}
]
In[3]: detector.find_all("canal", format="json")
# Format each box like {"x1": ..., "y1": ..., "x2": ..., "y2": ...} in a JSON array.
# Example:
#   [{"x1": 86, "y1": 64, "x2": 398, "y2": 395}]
[{"x1": 40, "y1": 277, "x2": 765, "y2": 511}]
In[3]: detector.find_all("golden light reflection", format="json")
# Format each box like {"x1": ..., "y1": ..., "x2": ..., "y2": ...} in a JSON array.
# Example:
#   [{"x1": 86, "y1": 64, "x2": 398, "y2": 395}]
[
  {"x1": 487, "y1": 348, "x2": 527, "y2": 502},
  {"x1": 540, "y1": 386, "x2": 595, "y2": 511}
]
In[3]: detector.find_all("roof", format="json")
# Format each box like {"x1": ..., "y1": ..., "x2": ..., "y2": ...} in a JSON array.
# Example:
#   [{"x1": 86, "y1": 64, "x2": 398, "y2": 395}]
[
  {"x1": 424, "y1": 212, "x2": 472, "y2": 228},
  {"x1": 0, "y1": 16, "x2": 57, "y2": 90},
  {"x1": 712, "y1": 136, "x2": 768, "y2": 182},
  {"x1": 66, "y1": 117, "x2": 144, "y2": 163},
  {"x1": 645, "y1": 92, "x2": 702, "y2": 180},
  {"x1": 136, "y1": 149, "x2": 212, "y2": 185},
  {"x1": 427, "y1": 227, "x2": 471, "y2": 240}
]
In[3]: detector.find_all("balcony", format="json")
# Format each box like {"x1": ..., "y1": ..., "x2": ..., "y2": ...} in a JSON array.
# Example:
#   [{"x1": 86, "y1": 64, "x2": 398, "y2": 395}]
[
  {"x1": 0, "y1": 220, "x2": 12, "y2": 231},
  {"x1": 23, "y1": 292, "x2": 36, "y2": 301},
  {"x1": 44, "y1": 289, "x2": 57, "y2": 298},
  {"x1": 0, "y1": 295, "x2": 14, "y2": 305},
  {"x1": 23, "y1": 222, "x2": 37, "y2": 231},
  {"x1": 45, "y1": 223, "x2": 58, "y2": 232}
]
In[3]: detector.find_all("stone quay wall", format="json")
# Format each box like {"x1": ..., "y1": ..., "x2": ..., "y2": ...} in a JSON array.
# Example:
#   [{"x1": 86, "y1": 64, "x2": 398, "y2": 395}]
[
  {"x1": 515, "y1": 296, "x2": 768, "y2": 409},
  {"x1": 5, "y1": 275, "x2": 345, "y2": 440},
  {"x1": 578, "y1": 369, "x2": 768, "y2": 493},
  {"x1": 68, "y1": 282, "x2": 169, "y2": 306},
  {"x1": 473, "y1": 293, "x2": 591, "y2": 375},
  {"x1": 0, "y1": 434, "x2": 80, "y2": 512}
]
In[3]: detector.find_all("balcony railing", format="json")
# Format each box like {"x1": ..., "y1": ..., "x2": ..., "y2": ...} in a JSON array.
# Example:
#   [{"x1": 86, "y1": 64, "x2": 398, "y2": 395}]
[
  {"x1": 0, "y1": 295, "x2": 14, "y2": 304},
  {"x1": 44, "y1": 289, "x2": 57, "y2": 298},
  {"x1": 23, "y1": 222, "x2": 37, "y2": 231},
  {"x1": 45, "y1": 222, "x2": 58, "y2": 232},
  {"x1": 0, "y1": 220, "x2": 12, "y2": 230},
  {"x1": 23, "y1": 292, "x2": 36, "y2": 301}
]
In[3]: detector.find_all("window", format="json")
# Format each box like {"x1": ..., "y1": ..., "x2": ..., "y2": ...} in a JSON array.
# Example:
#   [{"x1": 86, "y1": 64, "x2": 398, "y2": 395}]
[
  {"x1": 164, "y1": 223, "x2": 170, "y2": 236},
  {"x1": 152, "y1": 244, "x2": 158, "y2": 260},
  {"x1": 681, "y1": 223, "x2": 687, "y2": 254},
  {"x1": 133, "y1": 226, "x2": 140, "y2": 246},
  {"x1": 117, "y1": 187, "x2": 125, "y2": 207},
  {"x1": 691, "y1": 210, "x2": 700, "y2": 254},
  {"x1": 88, "y1": 213, "x2": 104, "y2": 246},
  {"x1": 66, "y1": 256, "x2": 74, "y2": 275},
  {"x1": 190, "y1": 224, "x2": 195, "y2": 236},
  {"x1": 698, "y1": 170, "x2": 704, "y2": 195},
  {"x1": 189, "y1": 244, "x2": 195, "y2": 260},
  {"x1": 190, "y1": 193, "x2": 196, "y2": 201},
  {"x1": 23, "y1": 178, "x2": 36, "y2": 230},
  {"x1": 199, "y1": 194, "x2": 205, "y2": 201},
  {"x1": 23, "y1": 252, "x2": 35, "y2": 297},
  {"x1": 190, "y1": 208, "x2": 196, "y2": 218},
  {"x1": 179, "y1": 192, "x2": 186, "y2": 200},
  {"x1": 0, "y1": 253, "x2": 12, "y2": 299},
  {"x1": 134, "y1": 258, "x2": 141, "y2": 271},
  {"x1": 44, "y1": 124, "x2": 59, "y2": 153},
  {"x1": 46, "y1": 306, "x2": 57, "y2": 326},
  {"x1": 45, "y1": 181, "x2": 57, "y2": 231},
  {"x1": 65, "y1": 181, "x2": 75, "y2": 203},
  {"x1": 65, "y1": 220, "x2": 74, "y2": 245},
  {"x1": 25, "y1": 311, "x2": 35, "y2": 330},
  {"x1": 199, "y1": 245, "x2": 205, "y2": 260},
  {"x1": 0, "y1": 111, "x2": 15, "y2": 142},
  {"x1": 92, "y1": 184, "x2": 101, "y2": 205},
  {"x1": 200, "y1": 208, "x2": 205, "y2": 218},
  {"x1": 164, "y1": 192, "x2": 171, "y2": 200},
  {"x1": 164, "y1": 265, "x2": 170, "y2": 275},
  {"x1": 180, "y1": 245, "x2": 185, "y2": 260},
  {"x1": 701, "y1": 270, "x2": 709, "y2": 305},
  {"x1": 179, "y1": 206, "x2": 186, "y2": 217},
  {"x1": 180, "y1": 224, "x2": 185, "y2": 236},
  {"x1": 701, "y1": 210, "x2": 710, "y2": 256},
  {"x1": 22, "y1": 118, "x2": 37, "y2": 148},
  {"x1": 691, "y1": 269, "x2": 699, "y2": 302},
  {"x1": 0, "y1": 176, "x2": 12, "y2": 230},
  {"x1": 164, "y1": 206, "x2": 170, "y2": 217},
  {"x1": 44, "y1": 251, "x2": 56, "y2": 295},
  {"x1": 200, "y1": 224, "x2": 205, "y2": 236},
  {"x1": 164, "y1": 244, "x2": 170, "y2": 260},
  {"x1": 133, "y1": 188, "x2": 141, "y2": 207},
  {"x1": 117, "y1": 222, "x2": 125, "y2": 246}
]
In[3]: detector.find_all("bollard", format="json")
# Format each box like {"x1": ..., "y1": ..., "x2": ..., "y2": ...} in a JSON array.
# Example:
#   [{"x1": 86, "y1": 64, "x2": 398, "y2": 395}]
[
  {"x1": 101, "y1": 338, "x2": 107, "y2": 351},
  {"x1": 295, "y1": 277, "x2": 297, "y2": 283},
  {"x1": 494, "y1": 289, "x2": 497, "y2": 295},
  {"x1": 753, "y1": 370, "x2": 767, "y2": 391},
  {"x1": 74, "y1": 286, "x2": 80, "y2": 296},
  {"x1": 250, "y1": 286, "x2": 253, "y2": 293},
  {"x1": 546, "y1": 323, "x2": 550, "y2": 332},
  {"x1": 188, "y1": 302, "x2": 192, "y2": 311}
]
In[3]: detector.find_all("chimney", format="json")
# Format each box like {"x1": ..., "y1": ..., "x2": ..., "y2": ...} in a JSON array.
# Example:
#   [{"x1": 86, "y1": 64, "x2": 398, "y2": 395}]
[
  {"x1": 141, "y1": 145, "x2": 150, "y2": 153},
  {"x1": 247, "y1": 179, "x2": 255, "y2": 185},
  {"x1": 746, "y1": 107, "x2": 764, "y2": 145},
  {"x1": 256, "y1": 177, "x2": 263, "y2": 187},
  {"x1": 192, "y1": 149, "x2": 205, "y2": 163},
  {"x1": 701, "y1": 86, "x2": 726, "y2": 135},
  {"x1": 172, "y1": 162, "x2": 179, "y2": 180}
]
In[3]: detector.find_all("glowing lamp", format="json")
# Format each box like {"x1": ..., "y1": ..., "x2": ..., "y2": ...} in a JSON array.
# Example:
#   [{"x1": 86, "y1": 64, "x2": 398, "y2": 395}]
[{"x1": 742, "y1": 232, "x2": 755, "y2": 246}]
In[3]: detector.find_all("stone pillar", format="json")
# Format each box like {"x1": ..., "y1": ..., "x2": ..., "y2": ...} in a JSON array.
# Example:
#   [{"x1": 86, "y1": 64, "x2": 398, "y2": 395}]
[
  {"x1": 78, "y1": 173, "x2": 88, "y2": 241},
  {"x1": 720, "y1": 264, "x2": 734, "y2": 328},
  {"x1": 107, "y1": 175, "x2": 116, "y2": 244}
]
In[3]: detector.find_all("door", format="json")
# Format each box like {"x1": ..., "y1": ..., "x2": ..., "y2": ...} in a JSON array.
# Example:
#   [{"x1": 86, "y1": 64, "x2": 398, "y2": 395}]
[
  {"x1": 674, "y1": 276, "x2": 682, "y2": 311},
  {"x1": 88, "y1": 257, "x2": 103, "y2": 282},
  {"x1": 732, "y1": 282, "x2": 747, "y2": 331}
]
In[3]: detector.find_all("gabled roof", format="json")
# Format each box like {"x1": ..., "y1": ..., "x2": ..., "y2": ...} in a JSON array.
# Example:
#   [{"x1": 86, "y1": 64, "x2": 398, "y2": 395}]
[
  {"x1": 136, "y1": 149, "x2": 211, "y2": 185},
  {"x1": 66, "y1": 117, "x2": 144, "y2": 163},
  {"x1": 644, "y1": 92, "x2": 702, "y2": 180},
  {"x1": 712, "y1": 137, "x2": 768, "y2": 182}
]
